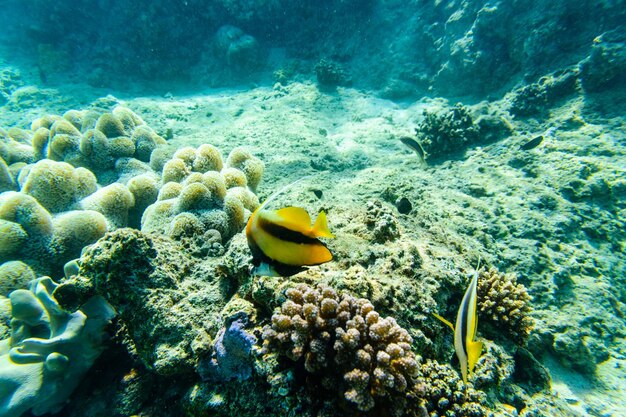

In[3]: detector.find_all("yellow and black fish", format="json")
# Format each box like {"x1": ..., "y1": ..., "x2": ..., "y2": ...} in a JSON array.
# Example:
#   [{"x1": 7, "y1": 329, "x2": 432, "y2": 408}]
[
  {"x1": 434, "y1": 260, "x2": 483, "y2": 385},
  {"x1": 245, "y1": 182, "x2": 335, "y2": 277}
]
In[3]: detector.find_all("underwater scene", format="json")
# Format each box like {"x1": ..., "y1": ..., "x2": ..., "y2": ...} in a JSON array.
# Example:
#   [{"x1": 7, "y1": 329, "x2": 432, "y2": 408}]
[{"x1": 0, "y1": 1, "x2": 625, "y2": 416}]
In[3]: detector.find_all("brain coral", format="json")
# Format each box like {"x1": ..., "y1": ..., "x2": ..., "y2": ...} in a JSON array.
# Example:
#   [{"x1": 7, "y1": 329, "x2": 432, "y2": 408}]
[
  {"x1": 142, "y1": 145, "x2": 261, "y2": 247},
  {"x1": 261, "y1": 283, "x2": 419, "y2": 414},
  {"x1": 477, "y1": 267, "x2": 534, "y2": 345}
]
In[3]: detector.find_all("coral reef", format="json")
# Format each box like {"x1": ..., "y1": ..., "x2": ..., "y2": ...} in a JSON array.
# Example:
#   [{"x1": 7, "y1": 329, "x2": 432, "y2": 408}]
[
  {"x1": 20, "y1": 159, "x2": 97, "y2": 213},
  {"x1": 40, "y1": 106, "x2": 166, "y2": 177},
  {"x1": 142, "y1": 145, "x2": 261, "y2": 246},
  {"x1": 0, "y1": 276, "x2": 114, "y2": 417},
  {"x1": 415, "y1": 103, "x2": 480, "y2": 159},
  {"x1": 0, "y1": 261, "x2": 36, "y2": 296},
  {"x1": 408, "y1": 359, "x2": 487, "y2": 417},
  {"x1": 315, "y1": 59, "x2": 351, "y2": 88},
  {"x1": 0, "y1": 106, "x2": 166, "y2": 185},
  {"x1": 476, "y1": 267, "x2": 534, "y2": 345},
  {"x1": 261, "y1": 283, "x2": 418, "y2": 414},
  {"x1": 0, "y1": 191, "x2": 109, "y2": 277}
]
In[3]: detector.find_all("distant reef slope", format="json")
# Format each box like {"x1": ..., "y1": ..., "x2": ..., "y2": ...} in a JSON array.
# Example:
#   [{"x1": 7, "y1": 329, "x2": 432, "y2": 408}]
[{"x1": 0, "y1": 0, "x2": 624, "y2": 97}]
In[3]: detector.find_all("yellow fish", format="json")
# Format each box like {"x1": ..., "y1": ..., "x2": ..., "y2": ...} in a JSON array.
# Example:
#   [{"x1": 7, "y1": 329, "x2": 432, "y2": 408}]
[
  {"x1": 245, "y1": 180, "x2": 334, "y2": 277},
  {"x1": 434, "y1": 261, "x2": 483, "y2": 385}
]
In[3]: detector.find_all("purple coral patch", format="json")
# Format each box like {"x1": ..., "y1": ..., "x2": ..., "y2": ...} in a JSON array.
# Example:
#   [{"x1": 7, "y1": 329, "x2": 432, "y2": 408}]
[{"x1": 199, "y1": 318, "x2": 257, "y2": 382}]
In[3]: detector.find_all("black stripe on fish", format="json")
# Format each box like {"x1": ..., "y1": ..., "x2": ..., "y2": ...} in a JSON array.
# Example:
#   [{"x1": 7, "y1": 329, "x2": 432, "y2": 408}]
[
  {"x1": 459, "y1": 290, "x2": 471, "y2": 359},
  {"x1": 257, "y1": 215, "x2": 321, "y2": 245},
  {"x1": 247, "y1": 234, "x2": 308, "y2": 277}
]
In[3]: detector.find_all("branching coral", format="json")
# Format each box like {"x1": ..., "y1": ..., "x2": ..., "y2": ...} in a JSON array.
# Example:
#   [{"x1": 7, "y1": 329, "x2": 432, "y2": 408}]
[
  {"x1": 261, "y1": 283, "x2": 418, "y2": 414},
  {"x1": 477, "y1": 267, "x2": 533, "y2": 345},
  {"x1": 415, "y1": 103, "x2": 480, "y2": 159}
]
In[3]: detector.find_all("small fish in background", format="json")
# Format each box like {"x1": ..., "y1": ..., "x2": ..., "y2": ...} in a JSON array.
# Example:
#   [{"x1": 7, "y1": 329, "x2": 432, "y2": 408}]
[
  {"x1": 519, "y1": 135, "x2": 543, "y2": 151},
  {"x1": 519, "y1": 127, "x2": 556, "y2": 151},
  {"x1": 399, "y1": 136, "x2": 427, "y2": 165},
  {"x1": 37, "y1": 63, "x2": 47, "y2": 84},
  {"x1": 434, "y1": 259, "x2": 483, "y2": 386},
  {"x1": 245, "y1": 179, "x2": 335, "y2": 277}
]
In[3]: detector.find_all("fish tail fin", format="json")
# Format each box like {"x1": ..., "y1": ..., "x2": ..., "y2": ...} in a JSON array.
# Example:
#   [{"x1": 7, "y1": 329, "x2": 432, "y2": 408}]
[
  {"x1": 312, "y1": 211, "x2": 335, "y2": 238},
  {"x1": 433, "y1": 313, "x2": 455, "y2": 332},
  {"x1": 467, "y1": 340, "x2": 483, "y2": 375}
]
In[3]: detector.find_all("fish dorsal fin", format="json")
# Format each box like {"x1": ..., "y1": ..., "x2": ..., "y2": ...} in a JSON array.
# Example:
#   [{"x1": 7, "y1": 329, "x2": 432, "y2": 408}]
[
  {"x1": 273, "y1": 207, "x2": 313, "y2": 233},
  {"x1": 312, "y1": 211, "x2": 335, "y2": 238},
  {"x1": 433, "y1": 313, "x2": 455, "y2": 332},
  {"x1": 467, "y1": 340, "x2": 483, "y2": 375},
  {"x1": 257, "y1": 177, "x2": 310, "y2": 212}
]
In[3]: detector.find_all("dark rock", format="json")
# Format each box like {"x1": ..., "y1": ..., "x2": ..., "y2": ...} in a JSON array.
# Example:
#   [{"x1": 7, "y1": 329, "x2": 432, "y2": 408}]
[
  {"x1": 395, "y1": 197, "x2": 412, "y2": 214},
  {"x1": 580, "y1": 28, "x2": 626, "y2": 92},
  {"x1": 513, "y1": 348, "x2": 551, "y2": 394}
]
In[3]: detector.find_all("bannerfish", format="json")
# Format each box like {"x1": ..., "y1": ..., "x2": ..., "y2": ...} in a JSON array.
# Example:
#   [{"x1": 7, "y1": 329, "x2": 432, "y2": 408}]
[
  {"x1": 245, "y1": 180, "x2": 335, "y2": 277},
  {"x1": 434, "y1": 260, "x2": 483, "y2": 385},
  {"x1": 399, "y1": 136, "x2": 427, "y2": 165}
]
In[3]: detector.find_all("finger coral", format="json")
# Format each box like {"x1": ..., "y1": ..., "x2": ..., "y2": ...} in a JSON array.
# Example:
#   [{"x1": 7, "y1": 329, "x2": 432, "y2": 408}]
[
  {"x1": 477, "y1": 267, "x2": 534, "y2": 345},
  {"x1": 261, "y1": 283, "x2": 419, "y2": 414}
]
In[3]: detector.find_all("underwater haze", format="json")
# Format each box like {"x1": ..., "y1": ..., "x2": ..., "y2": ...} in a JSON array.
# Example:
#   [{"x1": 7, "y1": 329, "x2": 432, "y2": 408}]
[{"x1": 0, "y1": 1, "x2": 625, "y2": 416}]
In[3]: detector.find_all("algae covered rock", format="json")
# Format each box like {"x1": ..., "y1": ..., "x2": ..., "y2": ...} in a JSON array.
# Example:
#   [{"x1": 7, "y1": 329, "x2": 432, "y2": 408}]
[
  {"x1": 214, "y1": 25, "x2": 264, "y2": 72},
  {"x1": 70, "y1": 228, "x2": 223, "y2": 377},
  {"x1": 0, "y1": 276, "x2": 114, "y2": 417},
  {"x1": 580, "y1": 28, "x2": 626, "y2": 92}
]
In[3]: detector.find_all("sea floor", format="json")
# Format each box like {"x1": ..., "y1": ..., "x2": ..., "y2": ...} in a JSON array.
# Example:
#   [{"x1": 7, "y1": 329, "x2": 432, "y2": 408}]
[{"x1": 1, "y1": 65, "x2": 625, "y2": 416}]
